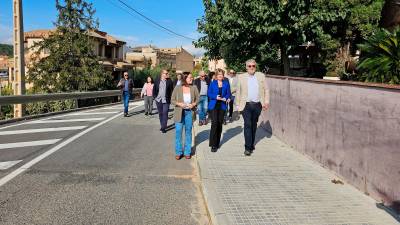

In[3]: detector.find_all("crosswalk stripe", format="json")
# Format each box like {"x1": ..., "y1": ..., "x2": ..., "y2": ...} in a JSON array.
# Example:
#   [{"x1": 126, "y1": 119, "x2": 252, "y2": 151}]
[
  {"x1": 0, "y1": 160, "x2": 22, "y2": 170},
  {"x1": 0, "y1": 126, "x2": 87, "y2": 136},
  {"x1": 0, "y1": 139, "x2": 61, "y2": 150},
  {"x1": 69, "y1": 112, "x2": 119, "y2": 116},
  {"x1": 28, "y1": 118, "x2": 105, "y2": 124}
]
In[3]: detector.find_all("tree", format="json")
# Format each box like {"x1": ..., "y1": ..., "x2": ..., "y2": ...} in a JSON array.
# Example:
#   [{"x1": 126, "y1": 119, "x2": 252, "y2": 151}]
[
  {"x1": 307, "y1": 0, "x2": 384, "y2": 76},
  {"x1": 357, "y1": 28, "x2": 400, "y2": 84},
  {"x1": 27, "y1": 0, "x2": 112, "y2": 93},
  {"x1": 196, "y1": 0, "x2": 313, "y2": 75},
  {"x1": 196, "y1": 0, "x2": 384, "y2": 76}
]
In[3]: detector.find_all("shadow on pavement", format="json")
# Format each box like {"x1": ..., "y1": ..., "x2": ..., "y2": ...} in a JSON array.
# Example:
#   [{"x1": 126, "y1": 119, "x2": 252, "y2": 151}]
[
  {"x1": 126, "y1": 110, "x2": 145, "y2": 117},
  {"x1": 376, "y1": 203, "x2": 400, "y2": 223},
  {"x1": 220, "y1": 126, "x2": 243, "y2": 146}
]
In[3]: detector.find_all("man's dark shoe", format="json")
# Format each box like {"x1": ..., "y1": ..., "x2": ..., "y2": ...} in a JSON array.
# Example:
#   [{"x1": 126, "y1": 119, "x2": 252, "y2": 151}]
[
  {"x1": 161, "y1": 129, "x2": 167, "y2": 134},
  {"x1": 244, "y1": 150, "x2": 252, "y2": 156},
  {"x1": 211, "y1": 147, "x2": 218, "y2": 152},
  {"x1": 124, "y1": 113, "x2": 128, "y2": 117}
]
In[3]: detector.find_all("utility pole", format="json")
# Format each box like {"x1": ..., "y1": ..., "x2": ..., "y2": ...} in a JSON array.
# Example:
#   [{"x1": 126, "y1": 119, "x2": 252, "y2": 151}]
[{"x1": 13, "y1": 0, "x2": 26, "y2": 118}]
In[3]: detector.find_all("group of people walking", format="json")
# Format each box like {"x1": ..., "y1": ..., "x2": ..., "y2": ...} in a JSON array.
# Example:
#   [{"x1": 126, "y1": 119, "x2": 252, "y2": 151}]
[{"x1": 118, "y1": 59, "x2": 270, "y2": 159}]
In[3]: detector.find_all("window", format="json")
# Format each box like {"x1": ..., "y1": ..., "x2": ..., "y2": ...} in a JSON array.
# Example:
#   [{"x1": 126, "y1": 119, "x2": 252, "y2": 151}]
[{"x1": 105, "y1": 46, "x2": 112, "y2": 59}]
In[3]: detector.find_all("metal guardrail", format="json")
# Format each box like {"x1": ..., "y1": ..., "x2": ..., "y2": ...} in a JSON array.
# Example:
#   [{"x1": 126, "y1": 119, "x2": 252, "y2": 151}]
[{"x1": 0, "y1": 89, "x2": 142, "y2": 105}]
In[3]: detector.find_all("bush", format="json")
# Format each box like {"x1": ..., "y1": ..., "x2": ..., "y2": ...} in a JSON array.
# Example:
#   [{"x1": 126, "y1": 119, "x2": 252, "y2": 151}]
[
  {"x1": 0, "y1": 84, "x2": 14, "y2": 120},
  {"x1": 357, "y1": 29, "x2": 400, "y2": 84}
]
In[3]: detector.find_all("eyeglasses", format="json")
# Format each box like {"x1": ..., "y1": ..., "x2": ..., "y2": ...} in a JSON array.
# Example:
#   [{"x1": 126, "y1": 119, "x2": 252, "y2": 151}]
[
  {"x1": 124, "y1": 74, "x2": 128, "y2": 77},
  {"x1": 247, "y1": 65, "x2": 256, "y2": 68}
]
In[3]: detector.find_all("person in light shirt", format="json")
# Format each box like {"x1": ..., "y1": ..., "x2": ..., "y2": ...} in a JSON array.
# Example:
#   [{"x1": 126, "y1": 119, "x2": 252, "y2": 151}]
[
  {"x1": 171, "y1": 72, "x2": 199, "y2": 160},
  {"x1": 235, "y1": 59, "x2": 270, "y2": 156}
]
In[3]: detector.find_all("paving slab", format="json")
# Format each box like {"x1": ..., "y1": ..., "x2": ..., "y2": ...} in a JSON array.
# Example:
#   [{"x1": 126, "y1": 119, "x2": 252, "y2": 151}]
[{"x1": 195, "y1": 118, "x2": 399, "y2": 225}]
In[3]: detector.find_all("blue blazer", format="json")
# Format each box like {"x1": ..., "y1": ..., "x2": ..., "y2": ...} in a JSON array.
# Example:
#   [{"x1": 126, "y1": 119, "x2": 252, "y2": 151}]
[{"x1": 208, "y1": 80, "x2": 231, "y2": 111}]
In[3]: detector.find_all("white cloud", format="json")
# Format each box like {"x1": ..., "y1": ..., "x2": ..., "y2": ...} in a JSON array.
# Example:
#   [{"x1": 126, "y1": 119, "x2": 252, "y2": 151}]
[{"x1": 0, "y1": 24, "x2": 13, "y2": 44}]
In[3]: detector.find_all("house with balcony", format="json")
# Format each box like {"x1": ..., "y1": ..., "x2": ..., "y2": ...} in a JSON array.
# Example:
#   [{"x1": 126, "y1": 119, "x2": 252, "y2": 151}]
[{"x1": 7, "y1": 29, "x2": 134, "y2": 89}]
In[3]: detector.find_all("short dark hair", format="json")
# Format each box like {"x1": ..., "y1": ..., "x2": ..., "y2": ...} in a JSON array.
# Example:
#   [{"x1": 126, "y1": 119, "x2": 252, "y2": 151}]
[
  {"x1": 181, "y1": 72, "x2": 192, "y2": 86},
  {"x1": 208, "y1": 71, "x2": 215, "y2": 80}
]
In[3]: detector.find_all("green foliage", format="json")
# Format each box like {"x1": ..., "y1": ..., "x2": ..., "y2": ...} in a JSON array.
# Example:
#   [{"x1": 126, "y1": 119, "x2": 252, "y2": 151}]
[
  {"x1": 196, "y1": 0, "x2": 304, "y2": 73},
  {"x1": 0, "y1": 85, "x2": 14, "y2": 120},
  {"x1": 133, "y1": 63, "x2": 173, "y2": 87},
  {"x1": 357, "y1": 29, "x2": 400, "y2": 84},
  {"x1": 23, "y1": 88, "x2": 76, "y2": 116},
  {"x1": 309, "y1": 0, "x2": 384, "y2": 73},
  {"x1": 27, "y1": 0, "x2": 112, "y2": 93},
  {"x1": 196, "y1": 0, "x2": 384, "y2": 76},
  {"x1": 0, "y1": 44, "x2": 13, "y2": 57}
]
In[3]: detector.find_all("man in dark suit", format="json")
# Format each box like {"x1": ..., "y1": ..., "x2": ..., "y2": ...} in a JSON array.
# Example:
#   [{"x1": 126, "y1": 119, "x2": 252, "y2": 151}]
[{"x1": 153, "y1": 69, "x2": 174, "y2": 133}]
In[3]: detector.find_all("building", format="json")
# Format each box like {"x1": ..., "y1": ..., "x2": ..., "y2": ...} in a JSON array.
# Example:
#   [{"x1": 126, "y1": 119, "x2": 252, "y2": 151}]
[
  {"x1": 8, "y1": 29, "x2": 134, "y2": 89},
  {"x1": 159, "y1": 47, "x2": 194, "y2": 72},
  {"x1": 126, "y1": 45, "x2": 194, "y2": 72},
  {"x1": 0, "y1": 55, "x2": 10, "y2": 87},
  {"x1": 208, "y1": 59, "x2": 227, "y2": 72}
]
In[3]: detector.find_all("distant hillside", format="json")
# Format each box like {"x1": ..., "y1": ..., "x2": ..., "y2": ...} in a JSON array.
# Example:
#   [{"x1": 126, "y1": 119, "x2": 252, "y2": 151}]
[{"x1": 0, "y1": 44, "x2": 13, "y2": 57}]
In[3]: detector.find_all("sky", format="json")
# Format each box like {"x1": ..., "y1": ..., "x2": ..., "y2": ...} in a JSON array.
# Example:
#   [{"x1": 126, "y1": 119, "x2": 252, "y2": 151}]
[{"x1": 0, "y1": 0, "x2": 206, "y2": 56}]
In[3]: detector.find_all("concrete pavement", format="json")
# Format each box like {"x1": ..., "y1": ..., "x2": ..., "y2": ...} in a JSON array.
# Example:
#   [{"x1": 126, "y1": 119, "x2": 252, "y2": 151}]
[{"x1": 195, "y1": 118, "x2": 399, "y2": 225}]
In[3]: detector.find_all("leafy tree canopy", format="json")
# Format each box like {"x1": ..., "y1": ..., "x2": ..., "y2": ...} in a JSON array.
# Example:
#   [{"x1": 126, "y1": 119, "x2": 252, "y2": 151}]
[
  {"x1": 27, "y1": 0, "x2": 112, "y2": 93},
  {"x1": 196, "y1": 0, "x2": 384, "y2": 75}
]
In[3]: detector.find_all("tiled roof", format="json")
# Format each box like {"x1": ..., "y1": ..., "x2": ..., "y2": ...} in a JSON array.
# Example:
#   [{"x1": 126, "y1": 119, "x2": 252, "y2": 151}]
[{"x1": 24, "y1": 29, "x2": 126, "y2": 44}]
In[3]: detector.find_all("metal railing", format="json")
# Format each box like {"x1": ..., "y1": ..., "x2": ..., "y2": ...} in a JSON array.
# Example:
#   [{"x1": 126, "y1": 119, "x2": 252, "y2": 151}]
[
  {"x1": 0, "y1": 89, "x2": 142, "y2": 105},
  {"x1": 0, "y1": 89, "x2": 142, "y2": 124}
]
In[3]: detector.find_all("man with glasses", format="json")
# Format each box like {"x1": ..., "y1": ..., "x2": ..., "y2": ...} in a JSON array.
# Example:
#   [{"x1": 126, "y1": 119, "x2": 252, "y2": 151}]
[
  {"x1": 194, "y1": 70, "x2": 210, "y2": 126},
  {"x1": 236, "y1": 59, "x2": 270, "y2": 156},
  {"x1": 153, "y1": 69, "x2": 174, "y2": 133},
  {"x1": 117, "y1": 72, "x2": 134, "y2": 117}
]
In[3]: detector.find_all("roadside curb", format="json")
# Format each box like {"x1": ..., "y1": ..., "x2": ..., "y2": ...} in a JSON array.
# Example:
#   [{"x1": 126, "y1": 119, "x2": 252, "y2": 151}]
[{"x1": 194, "y1": 134, "x2": 233, "y2": 225}]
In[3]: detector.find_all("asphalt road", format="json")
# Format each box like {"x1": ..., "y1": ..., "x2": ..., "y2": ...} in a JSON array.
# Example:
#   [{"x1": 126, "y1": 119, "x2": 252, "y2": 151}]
[{"x1": 0, "y1": 102, "x2": 209, "y2": 225}]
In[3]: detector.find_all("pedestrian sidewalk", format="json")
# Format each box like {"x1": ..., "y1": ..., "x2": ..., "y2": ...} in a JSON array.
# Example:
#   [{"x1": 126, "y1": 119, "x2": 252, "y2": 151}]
[{"x1": 194, "y1": 118, "x2": 399, "y2": 225}]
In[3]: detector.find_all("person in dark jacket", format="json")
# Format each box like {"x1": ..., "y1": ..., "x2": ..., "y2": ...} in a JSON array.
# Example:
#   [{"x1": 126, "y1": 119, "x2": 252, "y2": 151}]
[
  {"x1": 117, "y1": 72, "x2": 134, "y2": 117},
  {"x1": 208, "y1": 69, "x2": 231, "y2": 152},
  {"x1": 194, "y1": 70, "x2": 210, "y2": 125},
  {"x1": 153, "y1": 69, "x2": 174, "y2": 133}
]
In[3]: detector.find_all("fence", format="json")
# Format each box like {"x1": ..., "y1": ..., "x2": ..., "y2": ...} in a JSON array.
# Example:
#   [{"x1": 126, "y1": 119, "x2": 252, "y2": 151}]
[{"x1": 0, "y1": 89, "x2": 141, "y2": 124}]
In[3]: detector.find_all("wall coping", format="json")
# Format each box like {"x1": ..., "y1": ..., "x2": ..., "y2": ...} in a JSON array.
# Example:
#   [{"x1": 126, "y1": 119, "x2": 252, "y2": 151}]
[{"x1": 267, "y1": 74, "x2": 400, "y2": 92}]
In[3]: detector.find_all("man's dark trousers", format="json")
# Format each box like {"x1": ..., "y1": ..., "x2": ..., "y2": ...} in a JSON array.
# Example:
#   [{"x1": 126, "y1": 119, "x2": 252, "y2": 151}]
[
  {"x1": 156, "y1": 101, "x2": 169, "y2": 131},
  {"x1": 242, "y1": 102, "x2": 262, "y2": 151}
]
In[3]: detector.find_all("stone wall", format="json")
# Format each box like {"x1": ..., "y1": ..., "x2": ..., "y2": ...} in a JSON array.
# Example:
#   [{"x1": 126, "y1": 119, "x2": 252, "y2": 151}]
[{"x1": 260, "y1": 75, "x2": 400, "y2": 210}]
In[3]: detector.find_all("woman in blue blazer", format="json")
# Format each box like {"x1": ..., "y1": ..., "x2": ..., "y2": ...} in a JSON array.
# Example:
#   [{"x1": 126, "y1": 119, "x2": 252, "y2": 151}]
[{"x1": 208, "y1": 69, "x2": 231, "y2": 152}]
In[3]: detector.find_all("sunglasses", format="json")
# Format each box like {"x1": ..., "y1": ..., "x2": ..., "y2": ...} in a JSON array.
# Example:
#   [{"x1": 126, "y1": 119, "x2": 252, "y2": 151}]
[{"x1": 247, "y1": 65, "x2": 256, "y2": 68}]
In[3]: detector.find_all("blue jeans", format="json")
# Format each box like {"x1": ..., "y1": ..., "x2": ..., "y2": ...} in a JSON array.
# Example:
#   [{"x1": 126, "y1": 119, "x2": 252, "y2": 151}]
[
  {"x1": 123, "y1": 91, "x2": 130, "y2": 113},
  {"x1": 198, "y1": 95, "x2": 208, "y2": 121},
  {"x1": 175, "y1": 110, "x2": 193, "y2": 156}
]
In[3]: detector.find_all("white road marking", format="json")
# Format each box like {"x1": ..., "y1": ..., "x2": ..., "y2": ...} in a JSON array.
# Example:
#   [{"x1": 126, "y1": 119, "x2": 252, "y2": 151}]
[
  {"x1": 0, "y1": 101, "x2": 145, "y2": 130},
  {"x1": 69, "y1": 111, "x2": 119, "y2": 116},
  {"x1": 28, "y1": 118, "x2": 105, "y2": 124},
  {"x1": 0, "y1": 139, "x2": 61, "y2": 150},
  {"x1": 0, "y1": 126, "x2": 87, "y2": 136},
  {"x1": 0, "y1": 160, "x2": 22, "y2": 170},
  {"x1": 0, "y1": 105, "x2": 142, "y2": 187}
]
